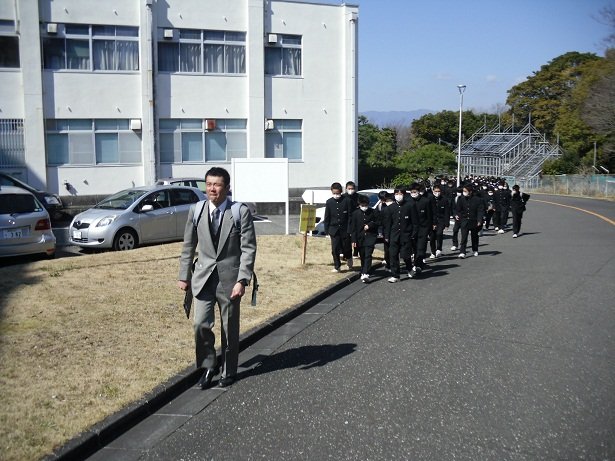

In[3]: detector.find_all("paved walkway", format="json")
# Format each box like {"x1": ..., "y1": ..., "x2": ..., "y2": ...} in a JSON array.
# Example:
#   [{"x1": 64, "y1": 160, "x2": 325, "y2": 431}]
[{"x1": 68, "y1": 195, "x2": 614, "y2": 460}]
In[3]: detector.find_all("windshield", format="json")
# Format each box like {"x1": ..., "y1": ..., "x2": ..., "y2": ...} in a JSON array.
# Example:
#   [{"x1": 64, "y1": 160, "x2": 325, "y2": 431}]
[{"x1": 95, "y1": 189, "x2": 149, "y2": 210}]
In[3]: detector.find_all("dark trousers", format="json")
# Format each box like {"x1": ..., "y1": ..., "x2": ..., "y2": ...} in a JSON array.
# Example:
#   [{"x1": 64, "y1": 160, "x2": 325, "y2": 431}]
[
  {"x1": 512, "y1": 210, "x2": 523, "y2": 234},
  {"x1": 493, "y1": 209, "x2": 508, "y2": 229},
  {"x1": 460, "y1": 225, "x2": 479, "y2": 254},
  {"x1": 389, "y1": 238, "x2": 402, "y2": 278},
  {"x1": 330, "y1": 232, "x2": 351, "y2": 269},
  {"x1": 400, "y1": 239, "x2": 415, "y2": 272},
  {"x1": 413, "y1": 234, "x2": 428, "y2": 269},
  {"x1": 452, "y1": 221, "x2": 461, "y2": 247},
  {"x1": 485, "y1": 210, "x2": 495, "y2": 228},
  {"x1": 358, "y1": 244, "x2": 375, "y2": 274},
  {"x1": 430, "y1": 225, "x2": 446, "y2": 253}
]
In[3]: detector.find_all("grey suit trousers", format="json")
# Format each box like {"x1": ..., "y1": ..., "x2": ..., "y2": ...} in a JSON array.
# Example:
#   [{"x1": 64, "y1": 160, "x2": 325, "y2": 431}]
[{"x1": 194, "y1": 269, "x2": 240, "y2": 379}]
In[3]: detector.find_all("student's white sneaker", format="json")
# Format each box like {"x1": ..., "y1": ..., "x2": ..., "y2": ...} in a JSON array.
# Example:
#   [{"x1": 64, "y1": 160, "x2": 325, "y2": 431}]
[
  {"x1": 331, "y1": 268, "x2": 340, "y2": 273},
  {"x1": 513, "y1": 234, "x2": 518, "y2": 238},
  {"x1": 429, "y1": 253, "x2": 436, "y2": 260},
  {"x1": 498, "y1": 229, "x2": 505, "y2": 234},
  {"x1": 362, "y1": 274, "x2": 370, "y2": 283},
  {"x1": 450, "y1": 245, "x2": 457, "y2": 251},
  {"x1": 458, "y1": 253, "x2": 466, "y2": 259},
  {"x1": 473, "y1": 251, "x2": 479, "y2": 257},
  {"x1": 435, "y1": 250, "x2": 442, "y2": 258},
  {"x1": 494, "y1": 227, "x2": 499, "y2": 231},
  {"x1": 387, "y1": 277, "x2": 399, "y2": 283}
]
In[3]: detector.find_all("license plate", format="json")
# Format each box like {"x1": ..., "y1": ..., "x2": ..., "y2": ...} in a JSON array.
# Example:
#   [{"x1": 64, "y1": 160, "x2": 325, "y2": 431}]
[
  {"x1": 2, "y1": 226, "x2": 30, "y2": 239},
  {"x1": 72, "y1": 230, "x2": 82, "y2": 240}
]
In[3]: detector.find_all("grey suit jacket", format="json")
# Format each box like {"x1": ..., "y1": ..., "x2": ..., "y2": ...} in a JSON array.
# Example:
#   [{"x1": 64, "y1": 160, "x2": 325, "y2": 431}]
[{"x1": 178, "y1": 200, "x2": 257, "y2": 298}]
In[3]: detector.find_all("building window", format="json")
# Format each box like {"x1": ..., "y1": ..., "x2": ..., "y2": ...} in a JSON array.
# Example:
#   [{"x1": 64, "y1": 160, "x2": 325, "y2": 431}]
[
  {"x1": 0, "y1": 119, "x2": 25, "y2": 167},
  {"x1": 42, "y1": 23, "x2": 139, "y2": 71},
  {"x1": 158, "y1": 29, "x2": 246, "y2": 74},
  {"x1": 46, "y1": 119, "x2": 142, "y2": 165},
  {"x1": 159, "y1": 119, "x2": 247, "y2": 163},
  {"x1": 265, "y1": 120, "x2": 302, "y2": 160},
  {"x1": 265, "y1": 34, "x2": 302, "y2": 76},
  {"x1": 0, "y1": 20, "x2": 19, "y2": 68}
]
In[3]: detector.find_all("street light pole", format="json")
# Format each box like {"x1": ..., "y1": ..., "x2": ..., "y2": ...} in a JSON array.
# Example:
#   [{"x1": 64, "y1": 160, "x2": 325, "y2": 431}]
[{"x1": 456, "y1": 84, "x2": 466, "y2": 187}]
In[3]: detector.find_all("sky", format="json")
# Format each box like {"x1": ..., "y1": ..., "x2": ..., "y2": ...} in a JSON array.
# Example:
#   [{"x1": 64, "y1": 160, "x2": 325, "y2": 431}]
[{"x1": 351, "y1": 0, "x2": 614, "y2": 113}]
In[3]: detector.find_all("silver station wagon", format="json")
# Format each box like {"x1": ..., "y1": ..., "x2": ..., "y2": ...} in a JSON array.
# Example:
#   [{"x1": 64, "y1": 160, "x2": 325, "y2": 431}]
[
  {"x1": 69, "y1": 185, "x2": 206, "y2": 251},
  {"x1": 0, "y1": 185, "x2": 56, "y2": 259}
]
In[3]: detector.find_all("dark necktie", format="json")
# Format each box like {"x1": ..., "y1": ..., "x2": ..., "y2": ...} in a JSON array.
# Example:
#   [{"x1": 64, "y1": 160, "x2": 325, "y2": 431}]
[{"x1": 212, "y1": 208, "x2": 221, "y2": 234}]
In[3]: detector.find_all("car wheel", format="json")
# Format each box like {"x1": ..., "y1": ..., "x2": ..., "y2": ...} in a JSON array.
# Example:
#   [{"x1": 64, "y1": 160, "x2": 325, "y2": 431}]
[{"x1": 113, "y1": 228, "x2": 138, "y2": 251}]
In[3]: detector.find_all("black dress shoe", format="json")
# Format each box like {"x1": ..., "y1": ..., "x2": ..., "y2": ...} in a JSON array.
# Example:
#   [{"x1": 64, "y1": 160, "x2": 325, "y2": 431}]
[
  {"x1": 197, "y1": 369, "x2": 216, "y2": 390},
  {"x1": 218, "y1": 376, "x2": 235, "y2": 388}
]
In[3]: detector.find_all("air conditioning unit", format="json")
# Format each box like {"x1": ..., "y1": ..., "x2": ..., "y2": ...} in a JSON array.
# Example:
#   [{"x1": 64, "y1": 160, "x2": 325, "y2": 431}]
[
  {"x1": 130, "y1": 119, "x2": 142, "y2": 131},
  {"x1": 267, "y1": 33, "x2": 278, "y2": 44},
  {"x1": 47, "y1": 23, "x2": 58, "y2": 34},
  {"x1": 264, "y1": 119, "x2": 275, "y2": 130},
  {"x1": 205, "y1": 119, "x2": 216, "y2": 131},
  {"x1": 163, "y1": 28, "x2": 174, "y2": 39}
]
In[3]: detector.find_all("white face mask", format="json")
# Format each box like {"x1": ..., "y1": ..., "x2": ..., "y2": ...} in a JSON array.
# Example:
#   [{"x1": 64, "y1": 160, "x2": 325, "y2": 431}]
[
  {"x1": 433, "y1": 191, "x2": 441, "y2": 197},
  {"x1": 395, "y1": 194, "x2": 404, "y2": 202},
  {"x1": 512, "y1": 190, "x2": 518, "y2": 194},
  {"x1": 346, "y1": 189, "x2": 355, "y2": 195},
  {"x1": 498, "y1": 185, "x2": 503, "y2": 189},
  {"x1": 462, "y1": 191, "x2": 469, "y2": 197},
  {"x1": 385, "y1": 201, "x2": 394, "y2": 206},
  {"x1": 332, "y1": 193, "x2": 341, "y2": 200},
  {"x1": 488, "y1": 192, "x2": 494, "y2": 196},
  {"x1": 410, "y1": 192, "x2": 419, "y2": 199},
  {"x1": 359, "y1": 206, "x2": 368, "y2": 212}
]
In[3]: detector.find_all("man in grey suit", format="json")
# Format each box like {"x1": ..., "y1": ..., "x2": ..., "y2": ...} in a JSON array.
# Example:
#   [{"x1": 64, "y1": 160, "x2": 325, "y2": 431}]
[{"x1": 178, "y1": 167, "x2": 257, "y2": 389}]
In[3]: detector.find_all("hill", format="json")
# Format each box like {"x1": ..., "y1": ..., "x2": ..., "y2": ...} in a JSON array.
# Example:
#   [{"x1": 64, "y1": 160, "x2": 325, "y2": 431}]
[{"x1": 360, "y1": 109, "x2": 434, "y2": 127}]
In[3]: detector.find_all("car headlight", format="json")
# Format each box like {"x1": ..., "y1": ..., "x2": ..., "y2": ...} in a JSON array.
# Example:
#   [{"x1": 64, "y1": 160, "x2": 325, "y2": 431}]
[{"x1": 97, "y1": 216, "x2": 117, "y2": 227}]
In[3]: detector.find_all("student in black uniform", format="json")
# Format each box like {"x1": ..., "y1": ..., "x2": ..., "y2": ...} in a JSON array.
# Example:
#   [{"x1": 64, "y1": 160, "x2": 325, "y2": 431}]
[
  {"x1": 454, "y1": 184, "x2": 484, "y2": 258},
  {"x1": 350, "y1": 194, "x2": 381, "y2": 283},
  {"x1": 510, "y1": 184, "x2": 530, "y2": 238},
  {"x1": 429, "y1": 183, "x2": 450, "y2": 258},
  {"x1": 343, "y1": 181, "x2": 360, "y2": 258},
  {"x1": 376, "y1": 191, "x2": 393, "y2": 271},
  {"x1": 450, "y1": 187, "x2": 463, "y2": 252},
  {"x1": 493, "y1": 180, "x2": 511, "y2": 233},
  {"x1": 383, "y1": 187, "x2": 407, "y2": 283},
  {"x1": 323, "y1": 182, "x2": 353, "y2": 272},
  {"x1": 483, "y1": 187, "x2": 496, "y2": 230},
  {"x1": 407, "y1": 182, "x2": 432, "y2": 277}
]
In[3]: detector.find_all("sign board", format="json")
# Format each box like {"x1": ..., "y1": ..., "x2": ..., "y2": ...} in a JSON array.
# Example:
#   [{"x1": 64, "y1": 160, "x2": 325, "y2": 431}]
[
  {"x1": 299, "y1": 204, "x2": 317, "y2": 232},
  {"x1": 231, "y1": 158, "x2": 290, "y2": 234},
  {"x1": 301, "y1": 189, "x2": 331, "y2": 204}
]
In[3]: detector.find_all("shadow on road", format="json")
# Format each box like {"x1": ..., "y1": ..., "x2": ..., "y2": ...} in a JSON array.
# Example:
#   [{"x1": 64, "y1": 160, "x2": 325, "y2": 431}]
[{"x1": 239, "y1": 343, "x2": 357, "y2": 379}]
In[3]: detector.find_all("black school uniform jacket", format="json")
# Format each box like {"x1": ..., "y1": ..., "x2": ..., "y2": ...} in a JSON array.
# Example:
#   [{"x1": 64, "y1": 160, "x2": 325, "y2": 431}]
[
  {"x1": 455, "y1": 194, "x2": 485, "y2": 229},
  {"x1": 432, "y1": 195, "x2": 450, "y2": 228},
  {"x1": 349, "y1": 207, "x2": 380, "y2": 247},
  {"x1": 409, "y1": 195, "x2": 433, "y2": 236},
  {"x1": 323, "y1": 195, "x2": 353, "y2": 236}
]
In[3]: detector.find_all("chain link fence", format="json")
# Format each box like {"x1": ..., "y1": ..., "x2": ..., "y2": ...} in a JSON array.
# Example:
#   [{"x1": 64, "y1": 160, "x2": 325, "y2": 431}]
[{"x1": 521, "y1": 175, "x2": 615, "y2": 199}]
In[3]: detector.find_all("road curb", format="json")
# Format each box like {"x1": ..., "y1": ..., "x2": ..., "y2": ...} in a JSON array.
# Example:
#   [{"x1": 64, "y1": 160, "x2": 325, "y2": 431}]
[{"x1": 45, "y1": 270, "x2": 363, "y2": 461}]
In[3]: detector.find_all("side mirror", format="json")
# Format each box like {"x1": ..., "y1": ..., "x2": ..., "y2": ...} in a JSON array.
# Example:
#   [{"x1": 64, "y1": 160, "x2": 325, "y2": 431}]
[{"x1": 141, "y1": 204, "x2": 154, "y2": 212}]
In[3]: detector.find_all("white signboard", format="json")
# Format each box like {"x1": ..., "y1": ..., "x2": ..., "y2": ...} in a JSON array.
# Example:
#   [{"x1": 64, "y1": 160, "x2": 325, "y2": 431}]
[{"x1": 231, "y1": 159, "x2": 290, "y2": 234}]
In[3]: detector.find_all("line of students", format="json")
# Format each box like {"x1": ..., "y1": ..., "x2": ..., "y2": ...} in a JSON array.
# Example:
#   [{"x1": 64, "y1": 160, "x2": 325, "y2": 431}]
[{"x1": 323, "y1": 176, "x2": 530, "y2": 283}]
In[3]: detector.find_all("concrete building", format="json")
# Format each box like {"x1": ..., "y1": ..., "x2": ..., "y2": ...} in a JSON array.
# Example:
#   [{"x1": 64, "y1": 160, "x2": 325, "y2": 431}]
[{"x1": 0, "y1": 0, "x2": 358, "y2": 198}]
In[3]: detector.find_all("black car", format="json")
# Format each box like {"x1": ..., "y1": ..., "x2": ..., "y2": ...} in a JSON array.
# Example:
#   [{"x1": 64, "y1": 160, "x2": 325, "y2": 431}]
[{"x1": 0, "y1": 172, "x2": 63, "y2": 212}]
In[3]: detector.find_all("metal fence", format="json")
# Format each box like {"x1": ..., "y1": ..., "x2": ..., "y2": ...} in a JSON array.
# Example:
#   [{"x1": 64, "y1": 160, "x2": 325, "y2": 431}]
[{"x1": 521, "y1": 175, "x2": 615, "y2": 199}]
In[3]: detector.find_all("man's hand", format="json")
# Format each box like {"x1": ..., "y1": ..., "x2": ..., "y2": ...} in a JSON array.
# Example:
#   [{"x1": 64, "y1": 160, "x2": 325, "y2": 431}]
[
  {"x1": 230, "y1": 282, "x2": 246, "y2": 300},
  {"x1": 178, "y1": 280, "x2": 190, "y2": 291}
]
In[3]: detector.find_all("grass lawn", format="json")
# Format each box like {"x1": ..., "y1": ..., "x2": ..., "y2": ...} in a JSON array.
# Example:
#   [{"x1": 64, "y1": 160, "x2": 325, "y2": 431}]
[{"x1": 0, "y1": 235, "x2": 379, "y2": 461}]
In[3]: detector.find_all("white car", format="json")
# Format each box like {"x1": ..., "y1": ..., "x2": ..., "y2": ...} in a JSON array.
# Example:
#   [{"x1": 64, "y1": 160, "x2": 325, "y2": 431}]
[
  {"x1": 0, "y1": 185, "x2": 56, "y2": 259},
  {"x1": 155, "y1": 177, "x2": 258, "y2": 216},
  {"x1": 311, "y1": 189, "x2": 392, "y2": 236}
]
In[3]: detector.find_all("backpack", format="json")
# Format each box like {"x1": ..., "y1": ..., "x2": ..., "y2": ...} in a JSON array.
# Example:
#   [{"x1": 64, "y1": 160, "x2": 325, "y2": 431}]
[{"x1": 192, "y1": 200, "x2": 258, "y2": 306}]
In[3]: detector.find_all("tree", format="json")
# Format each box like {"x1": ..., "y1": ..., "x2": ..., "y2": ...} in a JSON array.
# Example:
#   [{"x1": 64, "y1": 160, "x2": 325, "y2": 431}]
[
  {"x1": 392, "y1": 144, "x2": 457, "y2": 185},
  {"x1": 506, "y1": 52, "x2": 602, "y2": 137},
  {"x1": 410, "y1": 110, "x2": 499, "y2": 148},
  {"x1": 358, "y1": 116, "x2": 398, "y2": 168}
]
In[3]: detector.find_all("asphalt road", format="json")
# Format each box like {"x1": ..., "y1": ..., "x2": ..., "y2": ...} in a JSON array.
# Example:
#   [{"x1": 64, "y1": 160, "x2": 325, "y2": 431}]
[{"x1": 63, "y1": 195, "x2": 615, "y2": 459}]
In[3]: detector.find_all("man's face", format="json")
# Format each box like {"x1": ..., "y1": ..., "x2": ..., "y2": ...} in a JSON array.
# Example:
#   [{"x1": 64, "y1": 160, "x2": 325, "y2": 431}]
[{"x1": 206, "y1": 175, "x2": 228, "y2": 206}]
